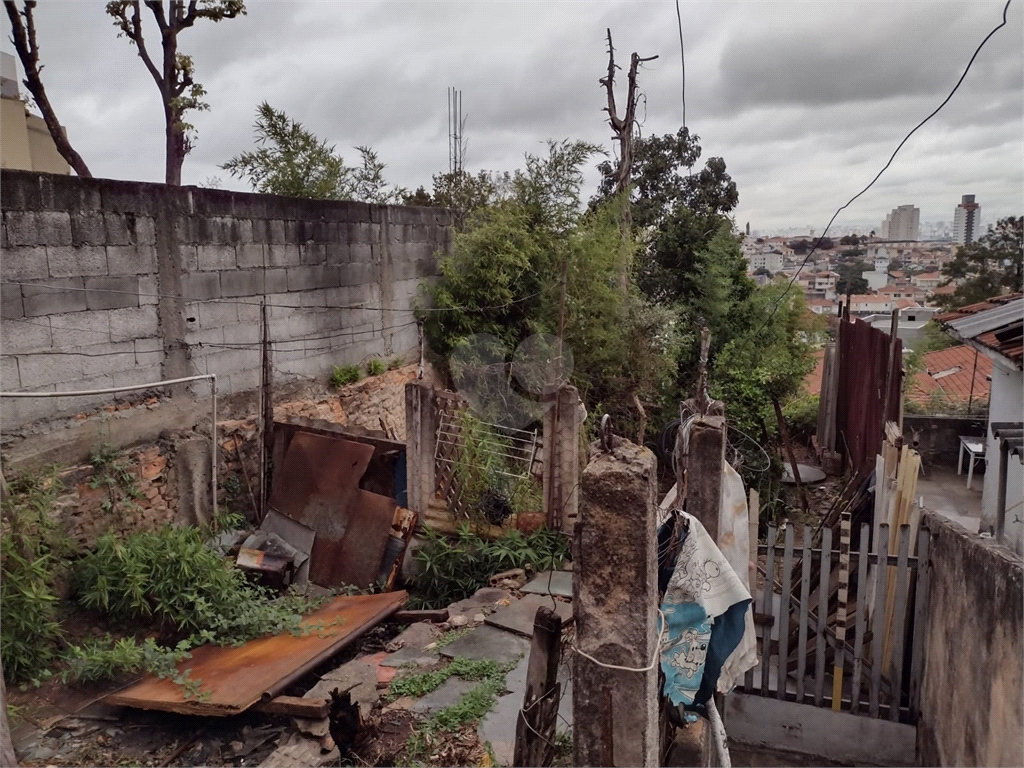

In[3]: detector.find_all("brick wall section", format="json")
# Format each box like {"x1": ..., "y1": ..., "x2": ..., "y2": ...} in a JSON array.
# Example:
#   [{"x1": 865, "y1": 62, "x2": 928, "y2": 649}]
[{"x1": 1, "y1": 171, "x2": 451, "y2": 428}]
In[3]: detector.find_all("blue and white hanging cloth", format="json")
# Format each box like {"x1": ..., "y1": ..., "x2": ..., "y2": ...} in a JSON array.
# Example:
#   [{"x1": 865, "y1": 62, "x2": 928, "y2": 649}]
[{"x1": 659, "y1": 510, "x2": 753, "y2": 709}]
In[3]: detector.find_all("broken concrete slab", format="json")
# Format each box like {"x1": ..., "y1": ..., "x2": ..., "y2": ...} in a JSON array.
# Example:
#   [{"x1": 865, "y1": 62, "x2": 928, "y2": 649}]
[
  {"x1": 407, "y1": 677, "x2": 480, "y2": 716},
  {"x1": 385, "y1": 621, "x2": 440, "y2": 652},
  {"x1": 782, "y1": 463, "x2": 826, "y2": 484},
  {"x1": 438, "y1": 624, "x2": 530, "y2": 665},
  {"x1": 259, "y1": 731, "x2": 339, "y2": 768},
  {"x1": 304, "y1": 657, "x2": 378, "y2": 719},
  {"x1": 379, "y1": 645, "x2": 439, "y2": 668},
  {"x1": 447, "y1": 586, "x2": 510, "y2": 616},
  {"x1": 484, "y1": 593, "x2": 573, "y2": 638},
  {"x1": 521, "y1": 570, "x2": 573, "y2": 598}
]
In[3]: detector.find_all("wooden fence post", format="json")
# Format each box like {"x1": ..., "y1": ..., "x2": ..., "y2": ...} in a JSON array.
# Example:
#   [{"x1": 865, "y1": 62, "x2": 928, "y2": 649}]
[{"x1": 514, "y1": 607, "x2": 562, "y2": 767}]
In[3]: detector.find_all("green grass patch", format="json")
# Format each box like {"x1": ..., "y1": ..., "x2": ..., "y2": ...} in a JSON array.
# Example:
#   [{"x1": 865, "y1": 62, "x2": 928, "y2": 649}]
[
  {"x1": 329, "y1": 364, "x2": 361, "y2": 387},
  {"x1": 389, "y1": 656, "x2": 503, "y2": 700},
  {"x1": 366, "y1": 358, "x2": 386, "y2": 376}
]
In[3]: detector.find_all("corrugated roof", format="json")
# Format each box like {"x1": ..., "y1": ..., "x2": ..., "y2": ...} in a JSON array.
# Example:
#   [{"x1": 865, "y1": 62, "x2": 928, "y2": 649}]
[
  {"x1": 937, "y1": 293, "x2": 1023, "y2": 367},
  {"x1": 908, "y1": 344, "x2": 992, "y2": 406}
]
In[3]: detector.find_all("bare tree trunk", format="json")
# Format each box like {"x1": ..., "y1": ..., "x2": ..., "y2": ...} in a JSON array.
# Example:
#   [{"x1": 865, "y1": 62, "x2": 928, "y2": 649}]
[
  {"x1": 3, "y1": 1, "x2": 91, "y2": 178},
  {"x1": 1, "y1": 665, "x2": 19, "y2": 768}
]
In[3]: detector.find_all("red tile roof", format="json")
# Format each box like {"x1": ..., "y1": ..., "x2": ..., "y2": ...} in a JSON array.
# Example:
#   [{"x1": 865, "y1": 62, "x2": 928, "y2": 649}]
[
  {"x1": 936, "y1": 292, "x2": 1023, "y2": 366},
  {"x1": 805, "y1": 348, "x2": 826, "y2": 397},
  {"x1": 908, "y1": 344, "x2": 992, "y2": 406}
]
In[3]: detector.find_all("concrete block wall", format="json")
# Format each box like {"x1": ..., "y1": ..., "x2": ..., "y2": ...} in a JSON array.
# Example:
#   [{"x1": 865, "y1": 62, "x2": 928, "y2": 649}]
[{"x1": 0, "y1": 171, "x2": 451, "y2": 429}]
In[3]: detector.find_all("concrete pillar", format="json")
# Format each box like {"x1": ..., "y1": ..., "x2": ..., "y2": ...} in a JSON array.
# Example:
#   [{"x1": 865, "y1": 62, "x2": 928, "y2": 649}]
[
  {"x1": 542, "y1": 385, "x2": 583, "y2": 531},
  {"x1": 573, "y1": 437, "x2": 659, "y2": 767},
  {"x1": 676, "y1": 414, "x2": 727, "y2": 542},
  {"x1": 405, "y1": 381, "x2": 437, "y2": 516}
]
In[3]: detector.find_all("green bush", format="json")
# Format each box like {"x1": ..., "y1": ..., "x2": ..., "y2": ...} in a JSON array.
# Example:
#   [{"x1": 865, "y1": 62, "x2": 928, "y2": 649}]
[
  {"x1": 782, "y1": 394, "x2": 819, "y2": 444},
  {"x1": 1, "y1": 469, "x2": 69, "y2": 684},
  {"x1": 409, "y1": 525, "x2": 569, "y2": 609},
  {"x1": 366, "y1": 358, "x2": 386, "y2": 377},
  {"x1": 329, "y1": 364, "x2": 362, "y2": 387},
  {"x1": 387, "y1": 356, "x2": 405, "y2": 371}
]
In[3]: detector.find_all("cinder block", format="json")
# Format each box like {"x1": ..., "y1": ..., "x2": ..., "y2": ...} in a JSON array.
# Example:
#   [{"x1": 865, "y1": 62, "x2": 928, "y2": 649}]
[
  {"x1": 312, "y1": 220, "x2": 338, "y2": 242},
  {"x1": 132, "y1": 215, "x2": 157, "y2": 246},
  {"x1": 228, "y1": 218, "x2": 254, "y2": 244},
  {"x1": 250, "y1": 219, "x2": 269, "y2": 243},
  {"x1": 37, "y1": 211, "x2": 74, "y2": 246},
  {"x1": 1, "y1": 221, "x2": 7, "y2": 249},
  {"x1": 1, "y1": 246, "x2": 49, "y2": 281},
  {"x1": 285, "y1": 265, "x2": 326, "y2": 292},
  {"x1": 80, "y1": 341, "x2": 136, "y2": 377},
  {"x1": 299, "y1": 289, "x2": 329, "y2": 308},
  {"x1": 109, "y1": 305, "x2": 158, "y2": 342},
  {"x1": 138, "y1": 276, "x2": 159, "y2": 305},
  {"x1": 104, "y1": 213, "x2": 132, "y2": 245},
  {"x1": 56, "y1": 373, "x2": 114, "y2": 414},
  {"x1": 1, "y1": 283, "x2": 25, "y2": 319},
  {"x1": 349, "y1": 242, "x2": 373, "y2": 264},
  {"x1": 222, "y1": 323, "x2": 260, "y2": 345},
  {"x1": 301, "y1": 243, "x2": 327, "y2": 265},
  {"x1": 134, "y1": 337, "x2": 163, "y2": 366},
  {"x1": 226, "y1": 368, "x2": 261, "y2": 394},
  {"x1": 204, "y1": 348, "x2": 259, "y2": 377},
  {"x1": 0, "y1": 385, "x2": 58, "y2": 426},
  {"x1": 70, "y1": 210, "x2": 107, "y2": 247},
  {"x1": 112, "y1": 365, "x2": 162, "y2": 389},
  {"x1": 268, "y1": 220, "x2": 286, "y2": 244},
  {"x1": 267, "y1": 244, "x2": 300, "y2": 267},
  {"x1": 340, "y1": 262, "x2": 379, "y2": 287},
  {"x1": 236, "y1": 300, "x2": 260, "y2": 324},
  {"x1": 264, "y1": 268, "x2": 288, "y2": 294},
  {"x1": 106, "y1": 244, "x2": 157, "y2": 275},
  {"x1": 185, "y1": 325, "x2": 224, "y2": 354},
  {"x1": 48, "y1": 245, "x2": 107, "y2": 277},
  {"x1": 198, "y1": 300, "x2": 238, "y2": 329},
  {"x1": 219, "y1": 269, "x2": 264, "y2": 298},
  {"x1": 23, "y1": 278, "x2": 88, "y2": 316},
  {"x1": 197, "y1": 244, "x2": 236, "y2": 271},
  {"x1": 85, "y1": 276, "x2": 141, "y2": 311},
  {"x1": 284, "y1": 219, "x2": 302, "y2": 244},
  {"x1": 3, "y1": 211, "x2": 39, "y2": 247},
  {"x1": 181, "y1": 272, "x2": 221, "y2": 301},
  {"x1": 0, "y1": 316, "x2": 52, "y2": 352},
  {"x1": 18, "y1": 351, "x2": 86, "y2": 387},
  {"x1": 180, "y1": 245, "x2": 199, "y2": 272},
  {"x1": 325, "y1": 241, "x2": 350, "y2": 265},
  {"x1": 236, "y1": 242, "x2": 265, "y2": 267},
  {"x1": 1, "y1": 356, "x2": 20, "y2": 390},
  {"x1": 47, "y1": 311, "x2": 111, "y2": 349}
]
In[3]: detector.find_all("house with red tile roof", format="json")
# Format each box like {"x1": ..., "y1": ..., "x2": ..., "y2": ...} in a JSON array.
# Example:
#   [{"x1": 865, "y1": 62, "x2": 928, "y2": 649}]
[{"x1": 908, "y1": 344, "x2": 992, "y2": 409}]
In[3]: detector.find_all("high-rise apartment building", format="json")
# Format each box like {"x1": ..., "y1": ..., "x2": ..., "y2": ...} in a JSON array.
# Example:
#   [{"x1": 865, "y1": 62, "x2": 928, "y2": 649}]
[
  {"x1": 953, "y1": 195, "x2": 981, "y2": 245},
  {"x1": 880, "y1": 205, "x2": 920, "y2": 241}
]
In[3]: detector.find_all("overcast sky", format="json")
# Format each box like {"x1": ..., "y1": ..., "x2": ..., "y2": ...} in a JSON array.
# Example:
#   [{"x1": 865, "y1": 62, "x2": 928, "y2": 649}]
[{"x1": 3, "y1": 0, "x2": 1021, "y2": 232}]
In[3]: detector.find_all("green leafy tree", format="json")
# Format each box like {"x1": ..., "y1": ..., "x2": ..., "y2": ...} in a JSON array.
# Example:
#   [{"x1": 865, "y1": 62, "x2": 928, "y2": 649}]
[
  {"x1": 221, "y1": 102, "x2": 406, "y2": 202},
  {"x1": 106, "y1": 0, "x2": 246, "y2": 185},
  {"x1": 836, "y1": 260, "x2": 870, "y2": 295},
  {"x1": 938, "y1": 216, "x2": 1023, "y2": 309}
]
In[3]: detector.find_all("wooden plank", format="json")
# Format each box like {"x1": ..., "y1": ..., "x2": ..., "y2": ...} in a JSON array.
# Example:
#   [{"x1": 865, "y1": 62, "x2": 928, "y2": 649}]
[
  {"x1": 514, "y1": 607, "x2": 562, "y2": 767},
  {"x1": 814, "y1": 527, "x2": 832, "y2": 707},
  {"x1": 850, "y1": 523, "x2": 871, "y2": 715},
  {"x1": 870, "y1": 526, "x2": 890, "y2": 718},
  {"x1": 908, "y1": 526, "x2": 931, "y2": 719},
  {"x1": 777, "y1": 526, "x2": 794, "y2": 700},
  {"x1": 888, "y1": 525, "x2": 912, "y2": 722},
  {"x1": 760, "y1": 525, "x2": 778, "y2": 696},
  {"x1": 795, "y1": 528, "x2": 812, "y2": 703},
  {"x1": 252, "y1": 695, "x2": 329, "y2": 719},
  {"x1": 832, "y1": 509, "x2": 852, "y2": 711},
  {"x1": 393, "y1": 609, "x2": 449, "y2": 623}
]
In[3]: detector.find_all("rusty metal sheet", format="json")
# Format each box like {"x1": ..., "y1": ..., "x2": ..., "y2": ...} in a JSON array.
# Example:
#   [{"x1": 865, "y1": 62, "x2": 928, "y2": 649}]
[
  {"x1": 336, "y1": 490, "x2": 397, "y2": 589},
  {"x1": 106, "y1": 591, "x2": 407, "y2": 716},
  {"x1": 269, "y1": 432, "x2": 374, "y2": 538}
]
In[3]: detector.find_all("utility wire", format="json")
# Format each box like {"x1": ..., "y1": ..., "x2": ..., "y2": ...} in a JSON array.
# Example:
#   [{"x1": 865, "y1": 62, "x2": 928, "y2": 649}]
[
  {"x1": 675, "y1": 0, "x2": 685, "y2": 131},
  {"x1": 746, "y1": 0, "x2": 1013, "y2": 344}
]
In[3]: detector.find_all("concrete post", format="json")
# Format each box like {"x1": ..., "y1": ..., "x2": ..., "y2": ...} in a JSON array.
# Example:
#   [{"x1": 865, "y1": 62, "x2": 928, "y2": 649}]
[
  {"x1": 679, "y1": 415, "x2": 727, "y2": 542},
  {"x1": 573, "y1": 437, "x2": 659, "y2": 767},
  {"x1": 404, "y1": 381, "x2": 437, "y2": 517},
  {"x1": 542, "y1": 385, "x2": 582, "y2": 531}
]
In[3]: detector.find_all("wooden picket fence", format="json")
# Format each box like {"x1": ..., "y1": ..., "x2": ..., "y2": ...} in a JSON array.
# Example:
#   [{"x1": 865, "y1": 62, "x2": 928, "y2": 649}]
[{"x1": 739, "y1": 521, "x2": 931, "y2": 725}]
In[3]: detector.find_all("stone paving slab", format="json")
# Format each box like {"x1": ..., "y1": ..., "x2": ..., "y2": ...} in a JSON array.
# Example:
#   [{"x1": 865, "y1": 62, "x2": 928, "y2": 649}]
[
  {"x1": 407, "y1": 677, "x2": 480, "y2": 716},
  {"x1": 484, "y1": 593, "x2": 573, "y2": 638},
  {"x1": 379, "y1": 621, "x2": 443, "y2": 668},
  {"x1": 379, "y1": 644, "x2": 440, "y2": 668},
  {"x1": 520, "y1": 570, "x2": 573, "y2": 598},
  {"x1": 438, "y1": 624, "x2": 530, "y2": 665}
]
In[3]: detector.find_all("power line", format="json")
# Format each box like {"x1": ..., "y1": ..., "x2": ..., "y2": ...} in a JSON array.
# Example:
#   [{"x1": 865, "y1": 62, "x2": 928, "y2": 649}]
[
  {"x1": 746, "y1": 0, "x2": 1013, "y2": 344},
  {"x1": 675, "y1": 0, "x2": 685, "y2": 131}
]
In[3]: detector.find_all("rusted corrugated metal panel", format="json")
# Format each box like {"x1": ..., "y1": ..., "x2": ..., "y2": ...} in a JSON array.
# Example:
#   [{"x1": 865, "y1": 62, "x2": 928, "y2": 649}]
[
  {"x1": 836, "y1": 318, "x2": 902, "y2": 473},
  {"x1": 106, "y1": 591, "x2": 407, "y2": 716}
]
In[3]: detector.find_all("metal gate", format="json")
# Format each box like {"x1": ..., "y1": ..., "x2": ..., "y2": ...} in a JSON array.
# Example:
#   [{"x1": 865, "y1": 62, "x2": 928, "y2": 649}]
[{"x1": 739, "y1": 520, "x2": 931, "y2": 724}]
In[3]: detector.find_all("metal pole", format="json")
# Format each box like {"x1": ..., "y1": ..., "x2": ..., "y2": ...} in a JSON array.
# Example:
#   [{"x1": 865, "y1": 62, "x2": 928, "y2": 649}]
[
  {"x1": 996, "y1": 440, "x2": 1009, "y2": 543},
  {"x1": 881, "y1": 307, "x2": 900, "y2": 437},
  {"x1": 967, "y1": 348, "x2": 979, "y2": 415}
]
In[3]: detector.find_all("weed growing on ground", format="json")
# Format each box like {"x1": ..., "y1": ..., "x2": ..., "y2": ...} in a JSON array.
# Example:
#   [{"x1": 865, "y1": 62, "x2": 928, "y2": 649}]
[
  {"x1": 388, "y1": 657, "x2": 503, "y2": 700},
  {"x1": 432, "y1": 627, "x2": 470, "y2": 649},
  {"x1": 88, "y1": 445, "x2": 144, "y2": 521},
  {"x1": 366, "y1": 358, "x2": 386, "y2": 376},
  {"x1": 0, "y1": 467, "x2": 70, "y2": 684},
  {"x1": 553, "y1": 730, "x2": 573, "y2": 766},
  {"x1": 408, "y1": 524, "x2": 570, "y2": 609},
  {"x1": 387, "y1": 356, "x2": 405, "y2": 370},
  {"x1": 329, "y1": 364, "x2": 362, "y2": 387}
]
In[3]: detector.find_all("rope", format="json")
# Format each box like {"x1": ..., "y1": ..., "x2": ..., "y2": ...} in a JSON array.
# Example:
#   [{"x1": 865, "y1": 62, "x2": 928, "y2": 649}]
[{"x1": 569, "y1": 609, "x2": 667, "y2": 672}]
